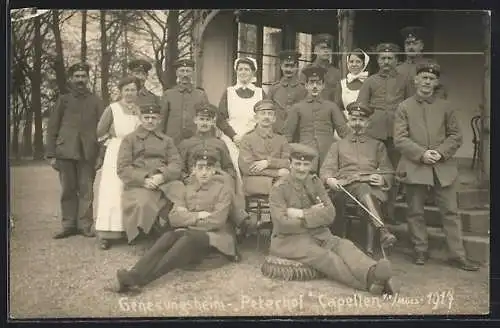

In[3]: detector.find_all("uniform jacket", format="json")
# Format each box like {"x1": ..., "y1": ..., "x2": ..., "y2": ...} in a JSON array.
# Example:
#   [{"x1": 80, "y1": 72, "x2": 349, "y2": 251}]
[
  {"x1": 238, "y1": 127, "x2": 290, "y2": 195},
  {"x1": 283, "y1": 96, "x2": 351, "y2": 166},
  {"x1": 177, "y1": 132, "x2": 235, "y2": 179},
  {"x1": 266, "y1": 76, "x2": 307, "y2": 134},
  {"x1": 269, "y1": 174, "x2": 337, "y2": 259},
  {"x1": 356, "y1": 69, "x2": 412, "y2": 140},
  {"x1": 394, "y1": 94, "x2": 462, "y2": 187},
  {"x1": 319, "y1": 133, "x2": 394, "y2": 189},
  {"x1": 160, "y1": 84, "x2": 209, "y2": 145},
  {"x1": 137, "y1": 87, "x2": 161, "y2": 108},
  {"x1": 117, "y1": 126, "x2": 182, "y2": 189},
  {"x1": 168, "y1": 176, "x2": 236, "y2": 256},
  {"x1": 46, "y1": 86, "x2": 105, "y2": 162}
]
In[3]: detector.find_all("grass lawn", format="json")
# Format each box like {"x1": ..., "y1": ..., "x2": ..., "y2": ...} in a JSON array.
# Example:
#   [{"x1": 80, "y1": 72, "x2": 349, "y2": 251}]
[{"x1": 9, "y1": 164, "x2": 490, "y2": 318}]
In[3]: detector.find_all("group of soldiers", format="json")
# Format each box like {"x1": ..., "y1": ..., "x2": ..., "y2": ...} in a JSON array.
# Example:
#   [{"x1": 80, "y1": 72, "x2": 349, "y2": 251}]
[{"x1": 45, "y1": 25, "x2": 479, "y2": 297}]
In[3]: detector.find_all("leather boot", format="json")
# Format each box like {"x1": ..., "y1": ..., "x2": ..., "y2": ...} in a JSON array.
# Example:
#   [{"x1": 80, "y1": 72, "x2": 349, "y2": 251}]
[{"x1": 366, "y1": 224, "x2": 375, "y2": 257}]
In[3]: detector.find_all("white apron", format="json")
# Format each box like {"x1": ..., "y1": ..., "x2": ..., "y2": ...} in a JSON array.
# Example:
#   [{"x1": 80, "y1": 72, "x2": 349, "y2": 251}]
[
  {"x1": 220, "y1": 85, "x2": 263, "y2": 186},
  {"x1": 95, "y1": 102, "x2": 140, "y2": 233},
  {"x1": 333, "y1": 78, "x2": 361, "y2": 141}
]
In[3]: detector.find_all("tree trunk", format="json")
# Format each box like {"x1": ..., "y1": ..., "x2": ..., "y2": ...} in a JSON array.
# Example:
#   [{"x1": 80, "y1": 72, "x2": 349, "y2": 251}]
[
  {"x1": 51, "y1": 9, "x2": 67, "y2": 94},
  {"x1": 11, "y1": 95, "x2": 21, "y2": 159},
  {"x1": 81, "y1": 10, "x2": 88, "y2": 62},
  {"x1": 22, "y1": 106, "x2": 33, "y2": 158},
  {"x1": 32, "y1": 15, "x2": 44, "y2": 159},
  {"x1": 100, "y1": 10, "x2": 110, "y2": 106},
  {"x1": 165, "y1": 10, "x2": 180, "y2": 89}
]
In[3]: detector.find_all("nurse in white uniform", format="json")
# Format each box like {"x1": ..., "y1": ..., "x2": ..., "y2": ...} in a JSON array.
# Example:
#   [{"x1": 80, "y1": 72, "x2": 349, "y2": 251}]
[{"x1": 217, "y1": 57, "x2": 266, "y2": 188}]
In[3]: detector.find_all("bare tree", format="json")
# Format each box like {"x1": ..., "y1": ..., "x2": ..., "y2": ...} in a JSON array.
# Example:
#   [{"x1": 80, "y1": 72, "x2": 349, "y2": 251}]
[
  {"x1": 100, "y1": 10, "x2": 111, "y2": 106},
  {"x1": 81, "y1": 10, "x2": 88, "y2": 62},
  {"x1": 32, "y1": 15, "x2": 45, "y2": 159},
  {"x1": 165, "y1": 10, "x2": 180, "y2": 89},
  {"x1": 48, "y1": 10, "x2": 68, "y2": 94}
]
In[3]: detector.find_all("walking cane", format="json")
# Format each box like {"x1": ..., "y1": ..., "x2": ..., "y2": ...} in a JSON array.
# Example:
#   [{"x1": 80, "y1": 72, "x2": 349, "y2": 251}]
[
  {"x1": 335, "y1": 171, "x2": 405, "y2": 259},
  {"x1": 337, "y1": 184, "x2": 389, "y2": 258}
]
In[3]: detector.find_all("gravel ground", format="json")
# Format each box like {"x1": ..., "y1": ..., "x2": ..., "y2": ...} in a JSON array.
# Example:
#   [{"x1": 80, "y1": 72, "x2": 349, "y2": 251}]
[{"x1": 9, "y1": 164, "x2": 490, "y2": 318}]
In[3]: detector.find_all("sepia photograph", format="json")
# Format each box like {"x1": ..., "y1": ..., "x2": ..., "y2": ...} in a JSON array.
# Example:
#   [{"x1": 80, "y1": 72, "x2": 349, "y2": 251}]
[{"x1": 8, "y1": 8, "x2": 490, "y2": 318}]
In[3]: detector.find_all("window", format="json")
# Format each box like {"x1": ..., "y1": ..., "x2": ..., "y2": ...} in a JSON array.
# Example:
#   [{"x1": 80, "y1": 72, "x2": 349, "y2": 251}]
[
  {"x1": 296, "y1": 32, "x2": 313, "y2": 70},
  {"x1": 237, "y1": 22, "x2": 316, "y2": 92}
]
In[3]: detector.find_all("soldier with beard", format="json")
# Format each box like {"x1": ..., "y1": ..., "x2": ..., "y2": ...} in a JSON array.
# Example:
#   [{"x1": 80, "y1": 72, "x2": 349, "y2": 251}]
[
  {"x1": 128, "y1": 58, "x2": 162, "y2": 109},
  {"x1": 267, "y1": 50, "x2": 307, "y2": 134},
  {"x1": 46, "y1": 62, "x2": 105, "y2": 239}
]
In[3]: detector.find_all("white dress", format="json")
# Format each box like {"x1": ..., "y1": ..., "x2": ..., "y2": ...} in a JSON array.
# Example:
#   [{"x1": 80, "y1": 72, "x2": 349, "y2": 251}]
[
  {"x1": 340, "y1": 78, "x2": 361, "y2": 117},
  {"x1": 95, "y1": 102, "x2": 140, "y2": 237},
  {"x1": 220, "y1": 85, "x2": 263, "y2": 186}
]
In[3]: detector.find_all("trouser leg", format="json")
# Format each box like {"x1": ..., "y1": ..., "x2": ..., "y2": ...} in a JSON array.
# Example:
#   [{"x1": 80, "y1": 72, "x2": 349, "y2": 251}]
[
  {"x1": 128, "y1": 231, "x2": 182, "y2": 282},
  {"x1": 76, "y1": 159, "x2": 95, "y2": 230},
  {"x1": 57, "y1": 159, "x2": 78, "y2": 230},
  {"x1": 133, "y1": 230, "x2": 210, "y2": 286},
  {"x1": 383, "y1": 138, "x2": 400, "y2": 221},
  {"x1": 302, "y1": 237, "x2": 376, "y2": 291},
  {"x1": 405, "y1": 183, "x2": 429, "y2": 253},
  {"x1": 434, "y1": 177, "x2": 466, "y2": 260}
]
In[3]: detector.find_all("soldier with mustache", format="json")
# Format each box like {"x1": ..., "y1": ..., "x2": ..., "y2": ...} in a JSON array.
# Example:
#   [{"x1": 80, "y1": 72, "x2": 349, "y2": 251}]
[
  {"x1": 283, "y1": 66, "x2": 350, "y2": 173},
  {"x1": 46, "y1": 62, "x2": 104, "y2": 239},
  {"x1": 266, "y1": 50, "x2": 307, "y2": 134}
]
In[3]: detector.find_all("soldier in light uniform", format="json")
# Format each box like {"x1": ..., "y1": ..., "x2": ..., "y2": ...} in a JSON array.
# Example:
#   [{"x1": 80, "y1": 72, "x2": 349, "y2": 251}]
[
  {"x1": 127, "y1": 59, "x2": 161, "y2": 108},
  {"x1": 267, "y1": 50, "x2": 307, "y2": 134},
  {"x1": 283, "y1": 66, "x2": 350, "y2": 173},
  {"x1": 394, "y1": 61, "x2": 478, "y2": 271},
  {"x1": 160, "y1": 59, "x2": 209, "y2": 145},
  {"x1": 300, "y1": 33, "x2": 341, "y2": 102},
  {"x1": 320, "y1": 102, "x2": 397, "y2": 256},
  {"x1": 269, "y1": 143, "x2": 397, "y2": 295},
  {"x1": 112, "y1": 148, "x2": 236, "y2": 294},
  {"x1": 396, "y1": 26, "x2": 447, "y2": 99}
]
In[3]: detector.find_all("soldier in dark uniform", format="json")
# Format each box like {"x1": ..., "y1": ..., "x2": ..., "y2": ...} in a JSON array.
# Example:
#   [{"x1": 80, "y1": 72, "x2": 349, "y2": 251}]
[
  {"x1": 128, "y1": 58, "x2": 161, "y2": 108},
  {"x1": 269, "y1": 143, "x2": 397, "y2": 295},
  {"x1": 357, "y1": 42, "x2": 413, "y2": 221},
  {"x1": 300, "y1": 33, "x2": 341, "y2": 102},
  {"x1": 396, "y1": 26, "x2": 447, "y2": 99},
  {"x1": 112, "y1": 148, "x2": 236, "y2": 294},
  {"x1": 283, "y1": 66, "x2": 350, "y2": 173},
  {"x1": 394, "y1": 61, "x2": 478, "y2": 271},
  {"x1": 117, "y1": 103, "x2": 183, "y2": 244},
  {"x1": 320, "y1": 102, "x2": 397, "y2": 256},
  {"x1": 160, "y1": 59, "x2": 209, "y2": 145},
  {"x1": 267, "y1": 50, "x2": 307, "y2": 134},
  {"x1": 46, "y1": 62, "x2": 104, "y2": 239}
]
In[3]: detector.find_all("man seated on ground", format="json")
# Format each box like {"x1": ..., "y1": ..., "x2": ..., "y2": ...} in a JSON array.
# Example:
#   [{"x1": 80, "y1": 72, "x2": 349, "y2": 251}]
[
  {"x1": 112, "y1": 148, "x2": 236, "y2": 294},
  {"x1": 178, "y1": 103, "x2": 249, "y2": 247},
  {"x1": 269, "y1": 143, "x2": 397, "y2": 295},
  {"x1": 320, "y1": 101, "x2": 397, "y2": 256},
  {"x1": 238, "y1": 99, "x2": 291, "y2": 229},
  {"x1": 117, "y1": 103, "x2": 182, "y2": 245}
]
